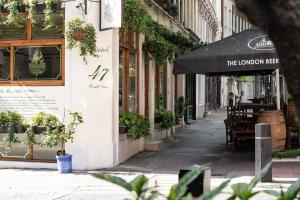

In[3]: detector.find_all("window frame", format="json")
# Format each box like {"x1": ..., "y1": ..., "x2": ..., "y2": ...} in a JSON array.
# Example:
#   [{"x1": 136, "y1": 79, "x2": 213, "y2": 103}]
[
  {"x1": 155, "y1": 64, "x2": 167, "y2": 109},
  {"x1": 119, "y1": 29, "x2": 139, "y2": 113},
  {"x1": 0, "y1": 9, "x2": 65, "y2": 86}
]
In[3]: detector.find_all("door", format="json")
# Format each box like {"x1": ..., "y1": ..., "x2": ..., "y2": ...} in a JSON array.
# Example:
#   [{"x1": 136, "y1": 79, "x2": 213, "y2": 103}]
[{"x1": 185, "y1": 74, "x2": 196, "y2": 123}]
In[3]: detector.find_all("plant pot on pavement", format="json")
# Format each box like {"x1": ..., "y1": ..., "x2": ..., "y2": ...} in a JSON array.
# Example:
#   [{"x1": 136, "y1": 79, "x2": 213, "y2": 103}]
[
  {"x1": 56, "y1": 154, "x2": 72, "y2": 173},
  {"x1": 155, "y1": 116, "x2": 164, "y2": 123},
  {"x1": 176, "y1": 117, "x2": 184, "y2": 124}
]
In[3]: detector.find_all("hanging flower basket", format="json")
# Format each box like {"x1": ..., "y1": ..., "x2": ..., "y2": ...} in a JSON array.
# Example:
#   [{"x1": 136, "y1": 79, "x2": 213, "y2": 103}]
[{"x1": 72, "y1": 27, "x2": 86, "y2": 41}]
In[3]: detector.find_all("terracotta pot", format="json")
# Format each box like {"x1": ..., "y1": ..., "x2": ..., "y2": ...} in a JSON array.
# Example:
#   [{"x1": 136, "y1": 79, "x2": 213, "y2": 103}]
[{"x1": 72, "y1": 28, "x2": 86, "y2": 41}]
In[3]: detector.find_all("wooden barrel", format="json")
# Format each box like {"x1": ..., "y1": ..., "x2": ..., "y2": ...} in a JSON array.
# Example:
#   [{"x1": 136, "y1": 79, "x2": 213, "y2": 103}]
[
  {"x1": 287, "y1": 101, "x2": 299, "y2": 128},
  {"x1": 257, "y1": 110, "x2": 287, "y2": 150}
]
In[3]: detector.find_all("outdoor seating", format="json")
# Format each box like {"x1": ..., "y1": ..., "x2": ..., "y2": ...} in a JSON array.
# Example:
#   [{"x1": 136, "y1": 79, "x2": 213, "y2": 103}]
[{"x1": 225, "y1": 102, "x2": 276, "y2": 149}]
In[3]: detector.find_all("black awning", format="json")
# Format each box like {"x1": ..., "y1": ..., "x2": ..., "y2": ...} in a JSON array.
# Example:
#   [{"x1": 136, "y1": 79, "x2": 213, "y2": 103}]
[{"x1": 173, "y1": 28, "x2": 280, "y2": 75}]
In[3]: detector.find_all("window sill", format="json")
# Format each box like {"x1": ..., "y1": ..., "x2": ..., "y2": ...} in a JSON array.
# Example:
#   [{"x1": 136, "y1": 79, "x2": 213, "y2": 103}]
[{"x1": 0, "y1": 81, "x2": 64, "y2": 86}]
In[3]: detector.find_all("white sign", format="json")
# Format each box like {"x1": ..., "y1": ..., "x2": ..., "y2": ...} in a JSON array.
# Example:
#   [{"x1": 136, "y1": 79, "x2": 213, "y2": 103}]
[
  {"x1": 100, "y1": 0, "x2": 121, "y2": 30},
  {"x1": 0, "y1": 87, "x2": 66, "y2": 120},
  {"x1": 226, "y1": 58, "x2": 280, "y2": 67},
  {"x1": 248, "y1": 36, "x2": 275, "y2": 50}
]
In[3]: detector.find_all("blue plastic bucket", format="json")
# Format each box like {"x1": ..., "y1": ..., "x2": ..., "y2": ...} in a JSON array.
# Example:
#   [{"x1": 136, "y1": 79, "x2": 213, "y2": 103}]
[{"x1": 56, "y1": 154, "x2": 72, "y2": 173}]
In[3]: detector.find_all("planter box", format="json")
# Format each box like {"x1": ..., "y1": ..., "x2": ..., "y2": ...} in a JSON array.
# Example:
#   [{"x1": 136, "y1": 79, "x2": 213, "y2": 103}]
[
  {"x1": 16, "y1": 125, "x2": 26, "y2": 134},
  {"x1": 36, "y1": 3, "x2": 62, "y2": 13},
  {"x1": 154, "y1": 116, "x2": 164, "y2": 123},
  {"x1": 34, "y1": 126, "x2": 47, "y2": 134},
  {"x1": 119, "y1": 125, "x2": 129, "y2": 134},
  {"x1": 1, "y1": 125, "x2": 9, "y2": 133}
]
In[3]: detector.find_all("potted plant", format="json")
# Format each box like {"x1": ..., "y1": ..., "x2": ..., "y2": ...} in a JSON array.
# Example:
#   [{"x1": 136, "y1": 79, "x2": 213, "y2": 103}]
[
  {"x1": 175, "y1": 96, "x2": 187, "y2": 124},
  {"x1": 4, "y1": 0, "x2": 26, "y2": 28},
  {"x1": 119, "y1": 111, "x2": 130, "y2": 134},
  {"x1": 6, "y1": 111, "x2": 24, "y2": 147},
  {"x1": 41, "y1": 111, "x2": 83, "y2": 173},
  {"x1": 159, "y1": 109, "x2": 175, "y2": 131},
  {"x1": 25, "y1": 0, "x2": 39, "y2": 26},
  {"x1": 0, "y1": 112, "x2": 9, "y2": 133},
  {"x1": 32, "y1": 112, "x2": 47, "y2": 134},
  {"x1": 154, "y1": 109, "x2": 164, "y2": 123},
  {"x1": 66, "y1": 17, "x2": 98, "y2": 63},
  {"x1": 43, "y1": 0, "x2": 61, "y2": 31},
  {"x1": 7, "y1": 111, "x2": 27, "y2": 133},
  {"x1": 119, "y1": 111, "x2": 150, "y2": 140}
]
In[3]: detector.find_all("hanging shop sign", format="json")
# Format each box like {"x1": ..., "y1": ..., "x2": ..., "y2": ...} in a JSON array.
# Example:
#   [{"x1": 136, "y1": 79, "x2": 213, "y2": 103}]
[{"x1": 100, "y1": 0, "x2": 122, "y2": 30}]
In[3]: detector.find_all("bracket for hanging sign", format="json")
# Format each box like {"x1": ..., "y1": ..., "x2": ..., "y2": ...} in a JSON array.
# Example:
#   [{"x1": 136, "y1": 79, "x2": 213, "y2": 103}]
[{"x1": 63, "y1": 0, "x2": 101, "y2": 15}]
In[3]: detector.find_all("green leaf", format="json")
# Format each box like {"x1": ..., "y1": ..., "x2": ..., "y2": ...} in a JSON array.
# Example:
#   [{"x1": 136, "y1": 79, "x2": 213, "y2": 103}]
[
  {"x1": 285, "y1": 179, "x2": 300, "y2": 200},
  {"x1": 91, "y1": 173, "x2": 133, "y2": 192},
  {"x1": 129, "y1": 175, "x2": 149, "y2": 197},
  {"x1": 231, "y1": 183, "x2": 249, "y2": 199},
  {"x1": 182, "y1": 193, "x2": 194, "y2": 200},
  {"x1": 168, "y1": 165, "x2": 209, "y2": 200},
  {"x1": 199, "y1": 180, "x2": 230, "y2": 200},
  {"x1": 249, "y1": 162, "x2": 272, "y2": 189}
]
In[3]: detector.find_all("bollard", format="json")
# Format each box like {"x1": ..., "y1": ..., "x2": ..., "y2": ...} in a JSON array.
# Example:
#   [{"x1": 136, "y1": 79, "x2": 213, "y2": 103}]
[
  {"x1": 178, "y1": 166, "x2": 211, "y2": 197},
  {"x1": 255, "y1": 123, "x2": 272, "y2": 182}
]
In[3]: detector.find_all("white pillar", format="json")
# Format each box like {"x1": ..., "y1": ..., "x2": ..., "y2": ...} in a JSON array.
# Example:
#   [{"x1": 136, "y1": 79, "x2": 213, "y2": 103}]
[{"x1": 276, "y1": 69, "x2": 281, "y2": 110}]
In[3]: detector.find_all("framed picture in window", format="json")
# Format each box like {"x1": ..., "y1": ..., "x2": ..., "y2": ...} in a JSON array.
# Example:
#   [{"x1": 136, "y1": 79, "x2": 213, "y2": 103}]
[{"x1": 100, "y1": 0, "x2": 122, "y2": 31}]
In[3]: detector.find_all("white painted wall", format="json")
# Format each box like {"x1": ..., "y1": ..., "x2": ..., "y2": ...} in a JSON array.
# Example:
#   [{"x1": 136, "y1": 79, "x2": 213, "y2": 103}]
[{"x1": 65, "y1": 2, "x2": 119, "y2": 170}]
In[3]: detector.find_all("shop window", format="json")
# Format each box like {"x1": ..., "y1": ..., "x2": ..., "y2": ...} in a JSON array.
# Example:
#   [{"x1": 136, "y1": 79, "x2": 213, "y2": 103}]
[
  {"x1": 0, "y1": 24, "x2": 27, "y2": 40},
  {"x1": 0, "y1": 7, "x2": 64, "y2": 86},
  {"x1": 119, "y1": 49, "x2": 125, "y2": 111},
  {"x1": 119, "y1": 29, "x2": 139, "y2": 113},
  {"x1": 14, "y1": 46, "x2": 62, "y2": 81},
  {"x1": 155, "y1": 64, "x2": 167, "y2": 109},
  {"x1": 32, "y1": 13, "x2": 64, "y2": 39},
  {"x1": 128, "y1": 52, "x2": 137, "y2": 112},
  {"x1": 0, "y1": 47, "x2": 10, "y2": 81}
]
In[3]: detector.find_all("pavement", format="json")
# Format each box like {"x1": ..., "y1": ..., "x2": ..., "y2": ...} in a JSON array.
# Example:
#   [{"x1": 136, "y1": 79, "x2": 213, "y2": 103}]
[
  {"x1": 114, "y1": 111, "x2": 300, "y2": 178},
  {"x1": 0, "y1": 111, "x2": 299, "y2": 200}
]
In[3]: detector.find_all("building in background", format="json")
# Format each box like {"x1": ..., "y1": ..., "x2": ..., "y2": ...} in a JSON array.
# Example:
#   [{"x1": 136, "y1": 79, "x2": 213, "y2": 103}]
[{"x1": 220, "y1": 0, "x2": 252, "y2": 106}]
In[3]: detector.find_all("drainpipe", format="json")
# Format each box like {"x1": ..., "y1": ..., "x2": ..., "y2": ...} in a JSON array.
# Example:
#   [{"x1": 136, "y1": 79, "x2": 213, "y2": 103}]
[{"x1": 221, "y1": 0, "x2": 224, "y2": 39}]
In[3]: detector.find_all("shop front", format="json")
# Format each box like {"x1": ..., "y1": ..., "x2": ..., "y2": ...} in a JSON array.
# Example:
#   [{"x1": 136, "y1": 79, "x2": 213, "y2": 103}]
[{"x1": 0, "y1": 2, "x2": 120, "y2": 170}]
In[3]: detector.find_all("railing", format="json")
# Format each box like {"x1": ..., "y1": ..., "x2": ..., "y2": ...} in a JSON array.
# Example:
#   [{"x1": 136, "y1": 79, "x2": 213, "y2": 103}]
[
  {"x1": 198, "y1": 0, "x2": 218, "y2": 32},
  {"x1": 152, "y1": 0, "x2": 178, "y2": 17}
]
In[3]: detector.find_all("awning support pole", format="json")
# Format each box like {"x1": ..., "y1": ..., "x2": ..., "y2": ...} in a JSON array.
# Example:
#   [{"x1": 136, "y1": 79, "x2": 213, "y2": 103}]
[{"x1": 276, "y1": 69, "x2": 281, "y2": 110}]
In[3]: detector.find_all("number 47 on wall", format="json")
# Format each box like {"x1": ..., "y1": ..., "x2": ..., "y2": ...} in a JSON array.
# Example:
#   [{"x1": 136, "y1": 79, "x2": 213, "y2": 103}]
[{"x1": 89, "y1": 65, "x2": 110, "y2": 81}]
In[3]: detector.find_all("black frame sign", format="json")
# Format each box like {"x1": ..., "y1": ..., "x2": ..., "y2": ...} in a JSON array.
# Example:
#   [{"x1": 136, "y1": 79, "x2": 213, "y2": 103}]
[{"x1": 100, "y1": 0, "x2": 122, "y2": 30}]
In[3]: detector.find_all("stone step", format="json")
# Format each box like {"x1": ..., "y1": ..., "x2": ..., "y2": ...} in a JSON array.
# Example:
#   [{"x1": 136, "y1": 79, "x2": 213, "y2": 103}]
[{"x1": 144, "y1": 140, "x2": 165, "y2": 151}]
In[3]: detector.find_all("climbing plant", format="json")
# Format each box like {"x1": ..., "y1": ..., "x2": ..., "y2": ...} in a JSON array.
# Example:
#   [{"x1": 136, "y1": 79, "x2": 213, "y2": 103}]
[{"x1": 124, "y1": 0, "x2": 204, "y2": 65}]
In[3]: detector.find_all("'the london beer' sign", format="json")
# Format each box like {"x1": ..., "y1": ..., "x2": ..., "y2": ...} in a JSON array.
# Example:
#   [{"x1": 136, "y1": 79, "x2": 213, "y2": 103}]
[{"x1": 100, "y1": 0, "x2": 121, "y2": 30}]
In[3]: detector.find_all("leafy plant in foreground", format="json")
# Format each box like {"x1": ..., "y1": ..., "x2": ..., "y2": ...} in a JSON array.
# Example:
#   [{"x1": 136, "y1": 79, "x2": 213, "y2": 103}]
[
  {"x1": 91, "y1": 173, "x2": 158, "y2": 200},
  {"x1": 264, "y1": 179, "x2": 300, "y2": 200},
  {"x1": 228, "y1": 162, "x2": 272, "y2": 200},
  {"x1": 92, "y1": 165, "x2": 230, "y2": 200}
]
